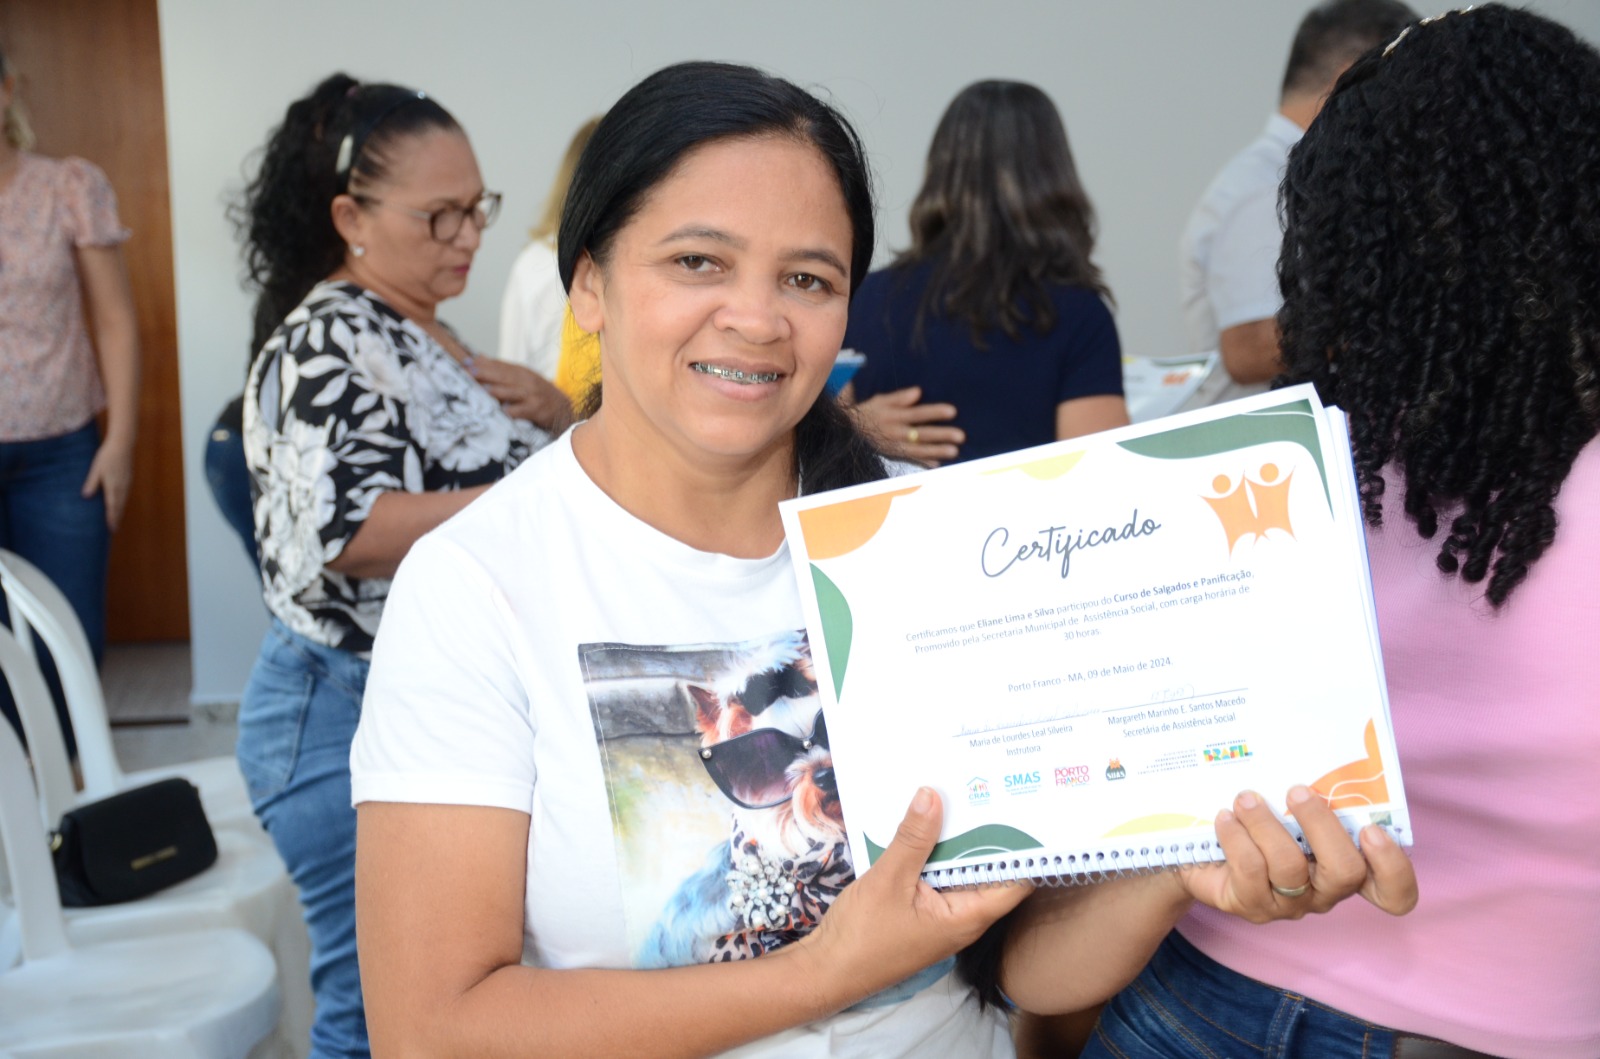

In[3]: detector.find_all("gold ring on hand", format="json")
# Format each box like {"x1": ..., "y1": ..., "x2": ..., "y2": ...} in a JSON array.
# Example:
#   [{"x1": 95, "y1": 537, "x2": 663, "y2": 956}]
[
  {"x1": 1270, "y1": 881, "x2": 1310, "y2": 898},
  {"x1": 906, "y1": 426, "x2": 920, "y2": 445}
]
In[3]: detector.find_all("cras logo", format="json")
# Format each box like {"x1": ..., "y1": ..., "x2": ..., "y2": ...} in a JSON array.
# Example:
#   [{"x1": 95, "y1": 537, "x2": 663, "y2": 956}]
[
  {"x1": 966, "y1": 777, "x2": 991, "y2": 804},
  {"x1": 1004, "y1": 771, "x2": 1042, "y2": 796},
  {"x1": 1204, "y1": 742, "x2": 1253, "y2": 763},
  {"x1": 1105, "y1": 758, "x2": 1127, "y2": 781},
  {"x1": 1055, "y1": 765, "x2": 1091, "y2": 788},
  {"x1": 1203, "y1": 463, "x2": 1295, "y2": 552}
]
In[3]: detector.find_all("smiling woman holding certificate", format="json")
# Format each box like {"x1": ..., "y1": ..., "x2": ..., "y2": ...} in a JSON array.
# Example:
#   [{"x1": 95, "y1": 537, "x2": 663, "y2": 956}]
[{"x1": 348, "y1": 61, "x2": 1413, "y2": 1059}]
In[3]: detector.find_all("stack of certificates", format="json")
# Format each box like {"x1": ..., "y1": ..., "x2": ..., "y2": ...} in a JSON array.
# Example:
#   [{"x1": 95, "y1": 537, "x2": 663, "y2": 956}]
[{"x1": 780, "y1": 385, "x2": 1411, "y2": 888}]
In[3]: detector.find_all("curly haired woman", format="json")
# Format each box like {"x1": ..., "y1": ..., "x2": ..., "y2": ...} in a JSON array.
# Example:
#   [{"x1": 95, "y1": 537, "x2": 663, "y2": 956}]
[{"x1": 979, "y1": 7, "x2": 1600, "y2": 1057}]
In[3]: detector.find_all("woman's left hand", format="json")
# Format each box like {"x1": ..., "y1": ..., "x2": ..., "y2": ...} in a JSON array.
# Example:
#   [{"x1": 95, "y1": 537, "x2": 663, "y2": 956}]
[
  {"x1": 1176, "y1": 784, "x2": 1418, "y2": 923},
  {"x1": 468, "y1": 356, "x2": 575, "y2": 434},
  {"x1": 82, "y1": 435, "x2": 135, "y2": 531}
]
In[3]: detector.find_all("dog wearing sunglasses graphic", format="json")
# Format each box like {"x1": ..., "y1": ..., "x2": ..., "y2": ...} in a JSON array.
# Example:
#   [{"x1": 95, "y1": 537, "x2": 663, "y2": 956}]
[{"x1": 638, "y1": 630, "x2": 853, "y2": 968}]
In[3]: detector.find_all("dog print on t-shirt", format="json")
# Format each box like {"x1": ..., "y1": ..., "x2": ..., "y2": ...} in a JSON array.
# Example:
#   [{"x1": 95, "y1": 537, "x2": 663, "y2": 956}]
[{"x1": 580, "y1": 630, "x2": 852, "y2": 967}]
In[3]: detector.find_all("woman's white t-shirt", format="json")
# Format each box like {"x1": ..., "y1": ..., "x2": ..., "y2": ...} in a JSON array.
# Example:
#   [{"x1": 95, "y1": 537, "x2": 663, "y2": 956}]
[{"x1": 352, "y1": 431, "x2": 1012, "y2": 1058}]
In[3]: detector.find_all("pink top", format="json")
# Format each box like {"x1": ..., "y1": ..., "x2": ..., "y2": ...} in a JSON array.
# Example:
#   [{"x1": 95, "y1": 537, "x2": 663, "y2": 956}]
[
  {"x1": 1180, "y1": 441, "x2": 1600, "y2": 1058},
  {"x1": 0, "y1": 153, "x2": 129, "y2": 442}
]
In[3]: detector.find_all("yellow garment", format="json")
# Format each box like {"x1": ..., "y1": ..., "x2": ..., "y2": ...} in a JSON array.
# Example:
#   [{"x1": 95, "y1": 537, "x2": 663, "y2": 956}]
[{"x1": 554, "y1": 303, "x2": 601, "y2": 406}]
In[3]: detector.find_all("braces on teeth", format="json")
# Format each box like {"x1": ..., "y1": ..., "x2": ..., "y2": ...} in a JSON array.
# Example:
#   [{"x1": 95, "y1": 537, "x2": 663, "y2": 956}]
[{"x1": 693, "y1": 363, "x2": 780, "y2": 384}]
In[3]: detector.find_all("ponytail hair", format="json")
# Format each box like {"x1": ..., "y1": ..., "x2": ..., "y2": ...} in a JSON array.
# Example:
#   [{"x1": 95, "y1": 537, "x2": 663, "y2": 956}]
[
  {"x1": 0, "y1": 42, "x2": 37, "y2": 151},
  {"x1": 232, "y1": 72, "x2": 459, "y2": 353}
]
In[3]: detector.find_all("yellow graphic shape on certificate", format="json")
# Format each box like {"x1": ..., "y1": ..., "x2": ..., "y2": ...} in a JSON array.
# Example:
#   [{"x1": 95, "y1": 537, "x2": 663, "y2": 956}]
[
  {"x1": 796, "y1": 486, "x2": 920, "y2": 560},
  {"x1": 981, "y1": 450, "x2": 1087, "y2": 481},
  {"x1": 1102, "y1": 813, "x2": 1211, "y2": 837},
  {"x1": 1203, "y1": 464, "x2": 1296, "y2": 552},
  {"x1": 1311, "y1": 720, "x2": 1391, "y2": 808}
]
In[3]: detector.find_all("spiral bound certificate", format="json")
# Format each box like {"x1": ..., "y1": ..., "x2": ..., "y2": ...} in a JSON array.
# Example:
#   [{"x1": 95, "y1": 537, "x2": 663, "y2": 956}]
[{"x1": 779, "y1": 385, "x2": 1411, "y2": 887}]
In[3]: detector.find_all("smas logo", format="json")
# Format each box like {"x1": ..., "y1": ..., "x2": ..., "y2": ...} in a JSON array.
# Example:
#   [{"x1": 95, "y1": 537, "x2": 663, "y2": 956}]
[{"x1": 1004, "y1": 771, "x2": 1042, "y2": 795}]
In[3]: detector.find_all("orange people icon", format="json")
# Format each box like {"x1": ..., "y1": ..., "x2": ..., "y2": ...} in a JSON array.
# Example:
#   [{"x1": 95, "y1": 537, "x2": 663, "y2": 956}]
[{"x1": 1203, "y1": 462, "x2": 1295, "y2": 552}]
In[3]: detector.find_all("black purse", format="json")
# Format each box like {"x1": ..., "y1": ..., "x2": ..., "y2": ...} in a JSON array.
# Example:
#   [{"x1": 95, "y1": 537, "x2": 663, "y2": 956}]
[{"x1": 50, "y1": 778, "x2": 220, "y2": 907}]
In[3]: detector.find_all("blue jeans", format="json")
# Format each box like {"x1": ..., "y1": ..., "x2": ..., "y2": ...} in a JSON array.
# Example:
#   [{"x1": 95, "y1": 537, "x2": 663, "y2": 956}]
[
  {"x1": 203, "y1": 398, "x2": 258, "y2": 567},
  {"x1": 1084, "y1": 932, "x2": 1410, "y2": 1058},
  {"x1": 238, "y1": 619, "x2": 370, "y2": 1059},
  {"x1": 0, "y1": 421, "x2": 108, "y2": 759}
]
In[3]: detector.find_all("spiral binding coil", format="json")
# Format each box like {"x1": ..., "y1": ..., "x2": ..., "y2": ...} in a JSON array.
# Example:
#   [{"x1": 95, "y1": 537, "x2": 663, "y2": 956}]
[
  {"x1": 922, "y1": 820, "x2": 1408, "y2": 889},
  {"x1": 924, "y1": 839, "x2": 1222, "y2": 888}
]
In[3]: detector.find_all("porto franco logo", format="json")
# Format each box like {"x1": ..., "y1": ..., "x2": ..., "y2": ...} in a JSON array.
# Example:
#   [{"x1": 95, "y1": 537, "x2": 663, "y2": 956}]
[
  {"x1": 1055, "y1": 765, "x2": 1091, "y2": 788},
  {"x1": 1105, "y1": 758, "x2": 1127, "y2": 781},
  {"x1": 966, "y1": 777, "x2": 992, "y2": 804},
  {"x1": 1204, "y1": 463, "x2": 1295, "y2": 552},
  {"x1": 1203, "y1": 743, "x2": 1253, "y2": 763},
  {"x1": 1004, "y1": 770, "x2": 1042, "y2": 795}
]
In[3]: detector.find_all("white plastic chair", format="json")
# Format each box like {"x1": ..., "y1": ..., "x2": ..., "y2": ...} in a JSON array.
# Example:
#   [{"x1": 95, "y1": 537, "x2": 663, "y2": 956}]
[
  {"x1": 0, "y1": 548, "x2": 254, "y2": 829},
  {"x1": 0, "y1": 704, "x2": 280, "y2": 1057},
  {"x1": 0, "y1": 625, "x2": 312, "y2": 1057}
]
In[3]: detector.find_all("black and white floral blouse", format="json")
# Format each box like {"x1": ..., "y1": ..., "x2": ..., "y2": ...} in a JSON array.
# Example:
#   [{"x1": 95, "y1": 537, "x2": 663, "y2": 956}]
[{"x1": 243, "y1": 281, "x2": 548, "y2": 654}]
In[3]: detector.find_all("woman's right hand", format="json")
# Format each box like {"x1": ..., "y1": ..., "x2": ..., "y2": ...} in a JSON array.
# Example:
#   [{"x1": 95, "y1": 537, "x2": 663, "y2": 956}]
[
  {"x1": 469, "y1": 356, "x2": 576, "y2": 434},
  {"x1": 843, "y1": 386, "x2": 964, "y2": 466},
  {"x1": 796, "y1": 787, "x2": 1031, "y2": 1003}
]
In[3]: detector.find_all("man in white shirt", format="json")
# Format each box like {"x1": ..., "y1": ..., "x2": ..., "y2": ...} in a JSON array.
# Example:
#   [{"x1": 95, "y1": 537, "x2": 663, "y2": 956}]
[{"x1": 1179, "y1": 0, "x2": 1416, "y2": 405}]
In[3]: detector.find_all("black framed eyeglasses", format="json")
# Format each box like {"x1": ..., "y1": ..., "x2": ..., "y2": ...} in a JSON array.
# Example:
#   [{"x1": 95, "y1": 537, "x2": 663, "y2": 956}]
[
  {"x1": 354, "y1": 191, "x2": 502, "y2": 242},
  {"x1": 698, "y1": 708, "x2": 829, "y2": 810}
]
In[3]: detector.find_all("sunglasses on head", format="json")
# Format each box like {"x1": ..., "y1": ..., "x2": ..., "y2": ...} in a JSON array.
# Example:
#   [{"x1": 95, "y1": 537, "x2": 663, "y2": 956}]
[{"x1": 698, "y1": 708, "x2": 829, "y2": 810}]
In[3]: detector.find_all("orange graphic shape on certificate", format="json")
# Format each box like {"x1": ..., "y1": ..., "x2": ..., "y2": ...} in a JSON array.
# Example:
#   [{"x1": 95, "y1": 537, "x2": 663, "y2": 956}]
[
  {"x1": 1203, "y1": 464, "x2": 1295, "y2": 552},
  {"x1": 797, "y1": 486, "x2": 921, "y2": 560},
  {"x1": 1310, "y1": 720, "x2": 1390, "y2": 808}
]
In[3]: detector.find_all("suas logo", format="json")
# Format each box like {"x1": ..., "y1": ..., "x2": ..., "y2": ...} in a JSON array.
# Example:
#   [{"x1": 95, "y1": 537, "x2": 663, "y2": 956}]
[
  {"x1": 1055, "y1": 765, "x2": 1091, "y2": 788},
  {"x1": 1004, "y1": 771, "x2": 1042, "y2": 795},
  {"x1": 967, "y1": 777, "x2": 991, "y2": 804},
  {"x1": 1105, "y1": 758, "x2": 1127, "y2": 781}
]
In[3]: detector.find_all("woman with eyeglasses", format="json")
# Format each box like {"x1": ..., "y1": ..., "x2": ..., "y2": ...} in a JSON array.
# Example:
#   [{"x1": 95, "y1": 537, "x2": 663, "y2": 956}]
[
  {"x1": 233, "y1": 73, "x2": 557, "y2": 1058},
  {"x1": 346, "y1": 61, "x2": 1413, "y2": 1059}
]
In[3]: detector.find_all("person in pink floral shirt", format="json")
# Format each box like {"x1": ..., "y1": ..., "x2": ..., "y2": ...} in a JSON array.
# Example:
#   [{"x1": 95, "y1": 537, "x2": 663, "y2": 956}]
[{"x1": 0, "y1": 42, "x2": 140, "y2": 758}]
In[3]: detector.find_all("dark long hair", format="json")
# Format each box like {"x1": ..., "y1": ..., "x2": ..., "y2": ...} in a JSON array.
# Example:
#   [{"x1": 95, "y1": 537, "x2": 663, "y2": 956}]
[
  {"x1": 232, "y1": 73, "x2": 460, "y2": 356},
  {"x1": 1278, "y1": 4, "x2": 1600, "y2": 606},
  {"x1": 896, "y1": 80, "x2": 1106, "y2": 349},
  {"x1": 559, "y1": 61, "x2": 885, "y2": 495}
]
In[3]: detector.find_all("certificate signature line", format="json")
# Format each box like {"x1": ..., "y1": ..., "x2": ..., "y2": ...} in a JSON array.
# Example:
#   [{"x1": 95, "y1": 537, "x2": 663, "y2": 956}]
[{"x1": 952, "y1": 687, "x2": 1249, "y2": 739}]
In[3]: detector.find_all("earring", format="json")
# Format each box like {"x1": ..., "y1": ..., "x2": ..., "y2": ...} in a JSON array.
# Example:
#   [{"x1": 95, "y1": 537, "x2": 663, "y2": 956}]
[{"x1": 351, "y1": 245, "x2": 366, "y2": 258}]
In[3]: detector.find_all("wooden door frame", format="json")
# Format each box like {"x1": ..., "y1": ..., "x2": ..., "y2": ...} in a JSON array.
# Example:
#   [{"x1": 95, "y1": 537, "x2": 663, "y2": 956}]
[{"x1": 0, "y1": 0, "x2": 190, "y2": 643}]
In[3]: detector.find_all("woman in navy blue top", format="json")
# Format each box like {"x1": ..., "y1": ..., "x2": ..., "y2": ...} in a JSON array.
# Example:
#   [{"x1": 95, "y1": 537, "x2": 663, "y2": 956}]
[{"x1": 843, "y1": 81, "x2": 1128, "y2": 465}]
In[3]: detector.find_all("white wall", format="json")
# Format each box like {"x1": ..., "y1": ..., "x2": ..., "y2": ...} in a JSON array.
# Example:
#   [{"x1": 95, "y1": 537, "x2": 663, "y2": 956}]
[{"x1": 160, "y1": 0, "x2": 1600, "y2": 702}]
